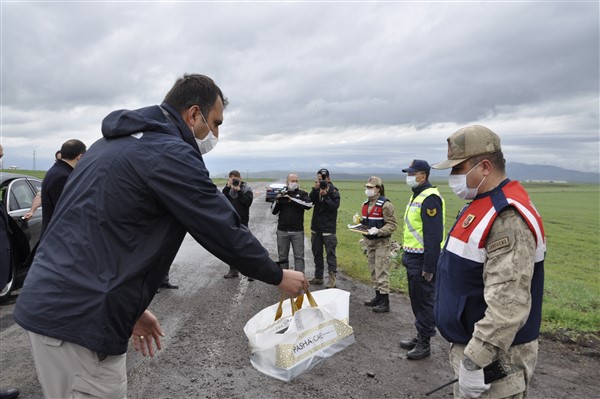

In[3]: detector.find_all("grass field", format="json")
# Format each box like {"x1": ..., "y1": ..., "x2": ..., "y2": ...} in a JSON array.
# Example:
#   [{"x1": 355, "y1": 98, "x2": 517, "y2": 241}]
[
  {"x1": 6, "y1": 170, "x2": 599, "y2": 335},
  {"x1": 303, "y1": 180, "x2": 600, "y2": 336}
]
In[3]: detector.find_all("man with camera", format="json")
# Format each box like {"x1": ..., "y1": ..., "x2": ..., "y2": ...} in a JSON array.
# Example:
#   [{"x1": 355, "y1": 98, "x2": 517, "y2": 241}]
[
  {"x1": 222, "y1": 170, "x2": 254, "y2": 278},
  {"x1": 272, "y1": 174, "x2": 313, "y2": 274},
  {"x1": 309, "y1": 168, "x2": 341, "y2": 288}
]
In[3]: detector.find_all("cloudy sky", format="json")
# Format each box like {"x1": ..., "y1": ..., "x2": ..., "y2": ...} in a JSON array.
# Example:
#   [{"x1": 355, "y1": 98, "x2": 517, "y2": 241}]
[{"x1": 1, "y1": 1, "x2": 598, "y2": 177}]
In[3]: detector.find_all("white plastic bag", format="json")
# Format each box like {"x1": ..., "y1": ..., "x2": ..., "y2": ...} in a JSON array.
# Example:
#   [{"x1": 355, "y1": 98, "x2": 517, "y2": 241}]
[{"x1": 243, "y1": 288, "x2": 355, "y2": 382}]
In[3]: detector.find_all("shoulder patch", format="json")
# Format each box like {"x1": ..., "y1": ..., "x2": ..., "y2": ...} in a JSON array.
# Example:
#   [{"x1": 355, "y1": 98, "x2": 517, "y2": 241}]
[
  {"x1": 462, "y1": 214, "x2": 476, "y2": 228},
  {"x1": 426, "y1": 208, "x2": 437, "y2": 217},
  {"x1": 487, "y1": 236, "x2": 510, "y2": 253}
]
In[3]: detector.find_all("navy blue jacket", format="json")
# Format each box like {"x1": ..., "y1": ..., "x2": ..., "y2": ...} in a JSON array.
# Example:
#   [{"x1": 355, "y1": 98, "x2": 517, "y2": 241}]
[{"x1": 14, "y1": 102, "x2": 283, "y2": 355}]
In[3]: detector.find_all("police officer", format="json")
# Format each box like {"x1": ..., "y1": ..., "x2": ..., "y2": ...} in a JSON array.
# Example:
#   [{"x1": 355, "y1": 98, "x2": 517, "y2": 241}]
[
  {"x1": 433, "y1": 125, "x2": 546, "y2": 398},
  {"x1": 399, "y1": 160, "x2": 445, "y2": 359}
]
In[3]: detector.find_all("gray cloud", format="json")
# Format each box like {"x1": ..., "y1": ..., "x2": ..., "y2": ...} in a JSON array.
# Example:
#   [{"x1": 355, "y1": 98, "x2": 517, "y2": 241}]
[{"x1": 1, "y1": 1, "x2": 598, "y2": 173}]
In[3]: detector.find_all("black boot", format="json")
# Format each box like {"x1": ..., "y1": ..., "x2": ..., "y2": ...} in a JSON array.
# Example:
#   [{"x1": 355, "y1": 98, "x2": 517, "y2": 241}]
[
  {"x1": 372, "y1": 294, "x2": 390, "y2": 313},
  {"x1": 399, "y1": 336, "x2": 419, "y2": 350},
  {"x1": 407, "y1": 335, "x2": 430, "y2": 360},
  {"x1": 364, "y1": 291, "x2": 381, "y2": 307}
]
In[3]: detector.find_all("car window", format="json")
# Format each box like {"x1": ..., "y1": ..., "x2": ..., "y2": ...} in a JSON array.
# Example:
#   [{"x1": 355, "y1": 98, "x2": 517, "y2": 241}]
[
  {"x1": 29, "y1": 178, "x2": 42, "y2": 195},
  {"x1": 8, "y1": 179, "x2": 34, "y2": 211}
]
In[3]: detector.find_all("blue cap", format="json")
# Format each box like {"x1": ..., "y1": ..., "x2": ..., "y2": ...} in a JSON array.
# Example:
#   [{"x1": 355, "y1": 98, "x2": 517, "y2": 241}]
[{"x1": 402, "y1": 159, "x2": 431, "y2": 173}]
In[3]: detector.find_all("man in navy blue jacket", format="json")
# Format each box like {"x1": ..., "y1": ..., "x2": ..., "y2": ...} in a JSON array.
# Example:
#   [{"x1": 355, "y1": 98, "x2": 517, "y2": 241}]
[{"x1": 13, "y1": 74, "x2": 308, "y2": 398}]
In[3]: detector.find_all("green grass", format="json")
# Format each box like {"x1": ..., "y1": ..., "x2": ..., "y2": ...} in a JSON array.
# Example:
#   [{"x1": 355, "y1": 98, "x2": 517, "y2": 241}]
[
  {"x1": 305, "y1": 180, "x2": 600, "y2": 335},
  {"x1": 10, "y1": 170, "x2": 599, "y2": 334}
]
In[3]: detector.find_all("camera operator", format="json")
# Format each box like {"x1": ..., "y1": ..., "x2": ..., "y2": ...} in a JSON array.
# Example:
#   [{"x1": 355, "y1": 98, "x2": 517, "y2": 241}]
[
  {"x1": 222, "y1": 170, "x2": 254, "y2": 279},
  {"x1": 309, "y1": 168, "x2": 341, "y2": 288},
  {"x1": 272, "y1": 174, "x2": 312, "y2": 273}
]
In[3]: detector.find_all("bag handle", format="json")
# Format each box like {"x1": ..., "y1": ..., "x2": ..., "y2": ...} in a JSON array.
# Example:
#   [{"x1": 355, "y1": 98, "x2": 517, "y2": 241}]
[{"x1": 274, "y1": 289, "x2": 319, "y2": 321}]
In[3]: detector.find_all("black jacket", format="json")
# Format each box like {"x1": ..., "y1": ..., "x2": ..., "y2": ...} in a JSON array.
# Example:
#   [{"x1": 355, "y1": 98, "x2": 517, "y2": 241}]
[
  {"x1": 309, "y1": 183, "x2": 340, "y2": 234},
  {"x1": 222, "y1": 182, "x2": 253, "y2": 226},
  {"x1": 271, "y1": 189, "x2": 312, "y2": 232},
  {"x1": 14, "y1": 102, "x2": 283, "y2": 355},
  {"x1": 41, "y1": 159, "x2": 74, "y2": 236}
]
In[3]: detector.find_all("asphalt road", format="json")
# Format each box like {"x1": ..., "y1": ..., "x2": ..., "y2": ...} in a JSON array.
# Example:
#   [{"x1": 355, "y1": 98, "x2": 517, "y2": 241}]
[{"x1": 1, "y1": 182, "x2": 598, "y2": 398}]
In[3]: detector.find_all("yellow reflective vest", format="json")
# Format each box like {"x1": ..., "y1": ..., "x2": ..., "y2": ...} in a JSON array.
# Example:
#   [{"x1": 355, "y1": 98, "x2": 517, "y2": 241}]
[{"x1": 402, "y1": 187, "x2": 446, "y2": 253}]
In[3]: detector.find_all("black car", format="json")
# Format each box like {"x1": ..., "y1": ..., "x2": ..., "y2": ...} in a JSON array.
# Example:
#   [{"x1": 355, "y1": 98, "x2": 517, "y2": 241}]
[{"x1": 0, "y1": 172, "x2": 43, "y2": 300}]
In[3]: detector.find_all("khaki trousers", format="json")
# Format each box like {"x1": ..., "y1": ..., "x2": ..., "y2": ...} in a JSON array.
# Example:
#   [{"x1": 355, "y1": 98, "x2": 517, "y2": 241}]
[
  {"x1": 366, "y1": 237, "x2": 391, "y2": 294},
  {"x1": 27, "y1": 330, "x2": 127, "y2": 399}
]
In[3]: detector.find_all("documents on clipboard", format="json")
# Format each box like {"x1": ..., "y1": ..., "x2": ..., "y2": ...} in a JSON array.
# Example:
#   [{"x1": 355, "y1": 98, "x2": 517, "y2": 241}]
[{"x1": 347, "y1": 223, "x2": 370, "y2": 235}]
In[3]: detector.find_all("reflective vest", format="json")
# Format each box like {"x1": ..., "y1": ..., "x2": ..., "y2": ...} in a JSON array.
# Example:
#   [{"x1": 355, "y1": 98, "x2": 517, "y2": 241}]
[
  {"x1": 434, "y1": 180, "x2": 546, "y2": 345},
  {"x1": 362, "y1": 196, "x2": 389, "y2": 239},
  {"x1": 402, "y1": 187, "x2": 445, "y2": 253}
]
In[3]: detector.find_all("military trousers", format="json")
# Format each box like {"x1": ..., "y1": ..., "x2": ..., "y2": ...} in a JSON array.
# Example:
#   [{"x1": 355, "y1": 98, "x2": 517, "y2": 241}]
[{"x1": 366, "y1": 237, "x2": 391, "y2": 294}]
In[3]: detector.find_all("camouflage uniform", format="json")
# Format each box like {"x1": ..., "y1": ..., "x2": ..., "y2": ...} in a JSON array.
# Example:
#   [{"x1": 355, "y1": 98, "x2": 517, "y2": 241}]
[
  {"x1": 450, "y1": 208, "x2": 539, "y2": 398},
  {"x1": 365, "y1": 200, "x2": 397, "y2": 294}
]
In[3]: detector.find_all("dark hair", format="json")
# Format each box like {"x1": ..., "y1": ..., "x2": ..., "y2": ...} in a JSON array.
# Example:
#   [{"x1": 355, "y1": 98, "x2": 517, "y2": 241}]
[
  {"x1": 469, "y1": 151, "x2": 506, "y2": 173},
  {"x1": 55, "y1": 150, "x2": 61, "y2": 160},
  {"x1": 60, "y1": 139, "x2": 86, "y2": 160},
  {"x1": 228, "y1": 170, "x2": 241, "y2": 178},
  {"x1": 163, "y1": 74, "x2": 229, "y2": 118},
  {"x1": 377, "y1": 184, "x2": 385, "y2": 196}
]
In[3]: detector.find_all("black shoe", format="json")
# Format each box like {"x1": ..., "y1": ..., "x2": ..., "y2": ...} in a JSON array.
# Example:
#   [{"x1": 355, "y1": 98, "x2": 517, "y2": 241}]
[
  {"x1": 407, "y1": 336, "x2": 431, "y2": 360},
  {"x1": 364, "y1": 291, "x2": 381, "y2": 307},
  {"x1": 372, "y1": 294, "x2": 390, "y2": 313},
  {"x1": 159, "y1": 282, "x2": 179, "y2": 289},
  {"x1": 400, "y1": 336, "x2": 419, "y2": 350},
  {"x1": 0, "y1": 388, "x2": 20, "y2": 399},
  {"x1": 224, "y1": 270, "x2": 239, "y2": 279}
]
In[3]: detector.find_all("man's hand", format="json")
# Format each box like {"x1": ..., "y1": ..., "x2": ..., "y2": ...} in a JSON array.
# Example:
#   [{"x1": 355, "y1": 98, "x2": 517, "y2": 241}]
[
  {"x1": 368, "y1": 227, "x2": 379, "y2": 236},
  {"x1": 422, "y1": 271, "x2": 433, "y2": 282},
  {"x1": 132, "y1": 310, "x2": 165, "y2": 357},
  {"x1": 459, "y1": 359, "x2": 490, "y2": 398},
  {"x1": 277, "y1": 269, "x2": 309, "y2": 297},
  {"x1": 23, "y1": 211, "x2": 34, "y2": 220}
]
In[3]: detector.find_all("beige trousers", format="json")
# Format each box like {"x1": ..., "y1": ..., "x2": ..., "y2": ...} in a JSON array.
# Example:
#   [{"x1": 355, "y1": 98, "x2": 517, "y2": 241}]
[{"x1": 27, "y1": 330, "x2": 127, "y2": 399}]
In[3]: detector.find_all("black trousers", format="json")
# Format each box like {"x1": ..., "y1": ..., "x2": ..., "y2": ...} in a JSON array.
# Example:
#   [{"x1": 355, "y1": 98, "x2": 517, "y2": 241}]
[{"x1": 406, "y1": 269, "x2": 436, "y2": 337}]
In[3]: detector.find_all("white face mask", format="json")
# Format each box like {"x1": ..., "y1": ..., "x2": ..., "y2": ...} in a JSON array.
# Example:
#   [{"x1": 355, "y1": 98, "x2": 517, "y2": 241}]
[
  {"x1": 194, "y1": 112, "x2": 218, "y2": 155},
  {"x1": 365, "y1": 188, "x2": 376, "y2": 198},
  {"x1": 287, "y1": 182, "x2": 299, "y2": 191},
  {"x1": 406, "y1": 175, "x2": 420, "y2": 188},
  {"x1": 448, "y1": 162, "x2": 485, "y2": 200}
]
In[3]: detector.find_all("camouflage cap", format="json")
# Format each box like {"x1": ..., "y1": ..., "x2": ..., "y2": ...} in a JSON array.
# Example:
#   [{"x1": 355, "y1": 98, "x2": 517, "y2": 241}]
[
  {"x1": 365, "y1": 176, "x2": 382, "y2": 187},
  {"x1": 432, "y1": 125, "x2": 502, "y2": 169}
]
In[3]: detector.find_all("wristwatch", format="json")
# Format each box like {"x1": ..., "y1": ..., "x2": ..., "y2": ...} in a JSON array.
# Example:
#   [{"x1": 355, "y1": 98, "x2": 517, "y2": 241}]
[{"x1": 463, "y1": 356, "x2": 481, "y2": 371}]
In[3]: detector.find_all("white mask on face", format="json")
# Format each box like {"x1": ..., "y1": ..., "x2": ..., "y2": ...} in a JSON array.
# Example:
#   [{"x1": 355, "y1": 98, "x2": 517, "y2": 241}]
[
  {"x1": 365, "y1": 188, "x2": 376, "y2": 197},
  {"x1": 448, "y1": 162, "x2": 485, "y2": 200},
  {"x1": 287, "y1": 182, "x2": 299, "y2": 191},
  {"x1": 406, "y1": 175, "x2": 420, "y2": 188},
  {"x1": 194, "y1": 112, "x2": 218, "y2": 155}
]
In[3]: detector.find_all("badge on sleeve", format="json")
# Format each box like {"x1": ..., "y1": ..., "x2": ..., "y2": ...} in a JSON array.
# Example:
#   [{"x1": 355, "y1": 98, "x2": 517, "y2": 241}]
[
  {"x1": 462, "y1": 214, "x2": 476, "y2": 228},
  {"x1": 426, "y1": 208, "x2": 437, "y2": 217}
]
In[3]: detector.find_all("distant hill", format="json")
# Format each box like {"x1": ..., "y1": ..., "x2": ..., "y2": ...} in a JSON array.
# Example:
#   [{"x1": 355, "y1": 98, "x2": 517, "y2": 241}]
[{"x1": 233, "y1": 163, "x2": 599, "y2": 184}]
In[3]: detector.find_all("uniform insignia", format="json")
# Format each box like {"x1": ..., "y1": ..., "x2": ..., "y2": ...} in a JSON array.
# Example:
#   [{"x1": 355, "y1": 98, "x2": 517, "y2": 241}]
[
  {"x1": 426, "y1": 208, "x2": 437, "y2": 217},
  {"x1": 487, "y1": 237, "x2": 510, "y2": 252},
  {"x1": 462, "y1": 214, "x2": 476, "y2": 228}
]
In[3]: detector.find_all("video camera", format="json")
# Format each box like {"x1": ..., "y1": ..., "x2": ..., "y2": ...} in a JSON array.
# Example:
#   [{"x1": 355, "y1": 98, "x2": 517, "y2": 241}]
[{"x1": 319, "y1": 180, "x2": 328, "y2": 190}]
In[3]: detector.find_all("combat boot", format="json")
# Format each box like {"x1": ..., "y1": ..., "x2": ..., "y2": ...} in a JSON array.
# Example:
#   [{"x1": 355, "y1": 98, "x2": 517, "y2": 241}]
[
  {"x1": 399, "y1": 336, "x2": 419, "y2": 350},
  {"x1": 407, "y1": 335, "x2": 430, "y2": 360},
  {"x1": 364, "y1": 291, "x2": 381, "y2": 307},
  {"x1": 372, "y1": 294, "x2": 390, "y2": 313},
  {"x1": 326, "y1": 272, "x2": 337, "y2": 288},
  {"x1": 309, "y1": 277, "x2": 323, "y2": 285}
]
